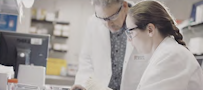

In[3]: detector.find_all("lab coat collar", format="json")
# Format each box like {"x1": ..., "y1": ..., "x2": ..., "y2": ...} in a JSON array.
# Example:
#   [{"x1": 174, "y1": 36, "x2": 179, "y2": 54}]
[{"x1": 149, "y1": 36, "x2": 176, "y2": 65}]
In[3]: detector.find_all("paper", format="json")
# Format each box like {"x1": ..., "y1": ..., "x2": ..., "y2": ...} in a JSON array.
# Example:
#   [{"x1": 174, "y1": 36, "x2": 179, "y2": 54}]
[
  {"x1": 85, "y1": 76, "x2": 112, "y2": 90},
  {"x1": 0, "y1": 73, "x2": 7, "y2": 90},
  {"x1": 189, "y1": 37, "x2": 203, "y2": 54},
  {"x1": 18, "y1": 65, "x2": 46, "y2": 87},
  {"x1": 0, "y1": 64, "x2": 14, "y2": 79}
]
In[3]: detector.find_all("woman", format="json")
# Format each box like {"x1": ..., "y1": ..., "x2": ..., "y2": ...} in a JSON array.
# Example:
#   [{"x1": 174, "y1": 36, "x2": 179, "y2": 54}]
[{"x1": 125, "y1": 1, "x2": 203, "y2": 90}]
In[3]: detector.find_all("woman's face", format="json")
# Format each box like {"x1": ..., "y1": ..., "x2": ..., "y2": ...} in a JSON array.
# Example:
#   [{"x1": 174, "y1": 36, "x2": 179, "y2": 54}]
[{"x1": 126, "y1": 15, "x2": 153, "y2": 54}]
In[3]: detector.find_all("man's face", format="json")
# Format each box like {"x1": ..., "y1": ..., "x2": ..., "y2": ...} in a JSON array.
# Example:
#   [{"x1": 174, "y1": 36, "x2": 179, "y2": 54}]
[{"x1": 94, "y1": 2, "x2": 128, "y2": 33}]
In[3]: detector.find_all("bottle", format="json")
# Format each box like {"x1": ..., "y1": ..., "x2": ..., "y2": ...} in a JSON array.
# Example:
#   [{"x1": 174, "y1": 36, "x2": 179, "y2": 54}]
[
  {"x1": 7, "y1": 79, "x2": 18, "y2": 90},
  {"x1": 60, "y1": 66, "x2": 67, "y2": 76}
]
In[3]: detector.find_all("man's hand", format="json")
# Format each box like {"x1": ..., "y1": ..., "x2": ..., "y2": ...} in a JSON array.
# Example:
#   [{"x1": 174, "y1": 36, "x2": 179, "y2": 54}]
[{"x1": 70, "y1": 85, "x2": 86, "y2": 90}]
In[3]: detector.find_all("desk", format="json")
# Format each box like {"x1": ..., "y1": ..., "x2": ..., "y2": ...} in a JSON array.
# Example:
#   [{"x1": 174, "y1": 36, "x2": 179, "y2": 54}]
[
  {"x1": 46, "y1": 75, "x2": 75, "y2": 86},
  {"x1": 6, "y1": 83, "x2": 71, "y2": 90}
]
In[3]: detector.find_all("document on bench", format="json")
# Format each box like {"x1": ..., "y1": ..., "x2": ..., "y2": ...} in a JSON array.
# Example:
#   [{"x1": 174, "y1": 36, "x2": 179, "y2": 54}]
[{"x1": 85, "y1": 76, "x2": 112, "y2": 90}]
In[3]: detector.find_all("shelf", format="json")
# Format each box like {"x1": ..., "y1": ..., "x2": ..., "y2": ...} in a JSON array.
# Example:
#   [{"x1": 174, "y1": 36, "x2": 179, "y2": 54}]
[
  {"x1": 31, "y1": 19, "x2": 53, "y2": 24},
  {"x1": 56, "y1": 22, "x2": 70, "y2": 25},
  {"x1": 52, "y1": 50, "x2": 68, "y2": 53},
  {"x1": 182, "y1": 22, "x2": 203, "y2": 30},
  {"x1": 0, "y1": 1, "x2": 19, "y2": 15},
  {"x1": 46, "y1": 75, "x2": 74, "y2": 86},
  {"x1": 46, "y1": 75, "x2": 75, "y2": 80},
  {"x1": 53, "y1": 36, "x2": 69, "y2": 39},
  {"x1": 194, "y1": 54, "x2": 203, "y2": 59},
  {"x1": 181, "y1": 22, "x2": 203, "y2": 35},
  {"x1": 31, "y1": 19, "x2": 70, "y2": 25},
  {"x1": 194, "y1": 53, "x2": 203, "y2": 56},
  {"x1": 195, "y1": 56, "x2": 203, "y2": 60}
]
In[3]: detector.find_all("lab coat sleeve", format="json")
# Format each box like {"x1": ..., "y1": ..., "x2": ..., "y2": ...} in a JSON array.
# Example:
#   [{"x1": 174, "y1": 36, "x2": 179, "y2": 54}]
[
  {"x1": 74, "y1": 16, "x2": 94, "y2": 87},
  {"x1": 139, "y1": 50, "x2": 191, "y2": 90}
]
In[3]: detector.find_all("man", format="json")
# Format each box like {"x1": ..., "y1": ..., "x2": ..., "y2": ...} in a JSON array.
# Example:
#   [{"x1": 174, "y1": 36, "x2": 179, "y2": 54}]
[{"x1": 71, "y1": 0, "x2": 146, "y2": 90}]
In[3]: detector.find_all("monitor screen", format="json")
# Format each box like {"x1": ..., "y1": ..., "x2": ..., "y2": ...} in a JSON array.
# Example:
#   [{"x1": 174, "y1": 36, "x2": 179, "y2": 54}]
[{"x1": 0, "y1": 30, "x2": 50, "y2": 78}]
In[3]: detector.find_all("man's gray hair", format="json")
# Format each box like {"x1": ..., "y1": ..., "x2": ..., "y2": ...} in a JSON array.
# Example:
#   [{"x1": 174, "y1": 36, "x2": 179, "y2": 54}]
[{"x1": 92, "y1": 0, "x2": 123, "y2": 7}]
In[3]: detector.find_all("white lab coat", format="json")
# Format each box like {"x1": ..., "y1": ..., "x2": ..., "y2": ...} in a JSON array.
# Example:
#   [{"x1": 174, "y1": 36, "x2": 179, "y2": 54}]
[
  {"x1": 136, "y1": 37, "x2": 203, "y2": 90},
  {"x1": 74, "y1": 13, "x2": 147, "y2": 89}
]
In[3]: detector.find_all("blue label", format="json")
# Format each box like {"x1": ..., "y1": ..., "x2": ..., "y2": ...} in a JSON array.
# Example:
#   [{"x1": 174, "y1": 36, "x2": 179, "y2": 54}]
[{"x1": 0, "y1": 14, "x2": 18, "y2": 31}]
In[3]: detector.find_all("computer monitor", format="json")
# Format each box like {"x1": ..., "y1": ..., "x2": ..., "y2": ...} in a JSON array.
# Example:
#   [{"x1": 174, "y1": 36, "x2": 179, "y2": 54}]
[{"x1": 0, "y1": 30, "x2": 50, "y2": 78}]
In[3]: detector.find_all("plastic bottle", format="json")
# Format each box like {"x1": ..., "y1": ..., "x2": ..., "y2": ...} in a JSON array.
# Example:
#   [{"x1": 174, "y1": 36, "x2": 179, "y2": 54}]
[{"x1": 7, "y1": 79, "x2": 18, "y2": 90}]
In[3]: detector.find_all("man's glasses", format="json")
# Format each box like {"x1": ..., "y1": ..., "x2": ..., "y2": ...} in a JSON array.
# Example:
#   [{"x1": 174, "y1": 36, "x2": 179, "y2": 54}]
[{"x1": 95, "y1": 4, "x2": 123, "y2": 21}]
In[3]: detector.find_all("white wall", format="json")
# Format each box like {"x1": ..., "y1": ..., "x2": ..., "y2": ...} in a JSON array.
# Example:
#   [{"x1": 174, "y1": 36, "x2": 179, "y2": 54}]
[
  {"x1": 56, "y1": 0, "x2": 93, "y2": 64},
  {"x1": 32, "y1": 0, "x2": 94, "y2": 64},
  {"x1": 132, "y1": 0, "x2": 201, "y2": 20},
  {"x1": 160, "y1": 0, "x2": 201, "y2": 20}
]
